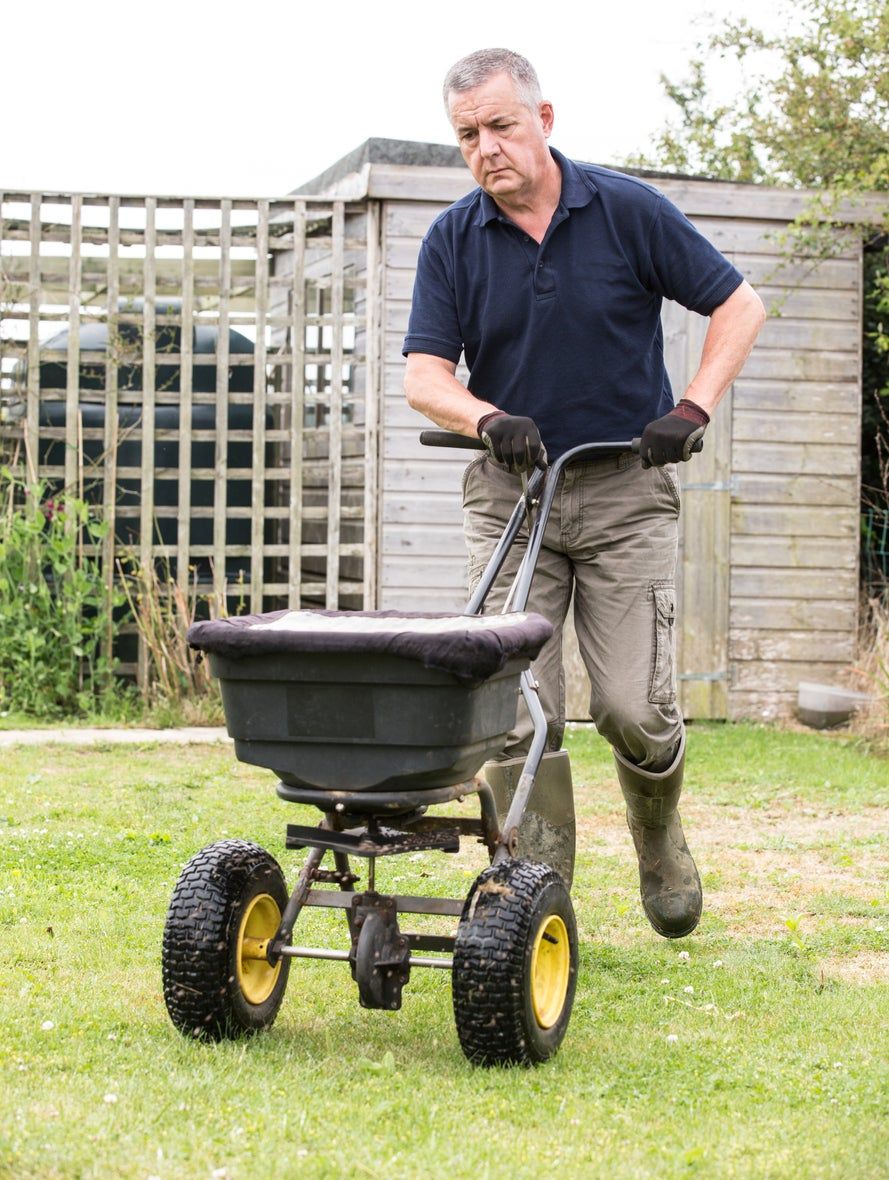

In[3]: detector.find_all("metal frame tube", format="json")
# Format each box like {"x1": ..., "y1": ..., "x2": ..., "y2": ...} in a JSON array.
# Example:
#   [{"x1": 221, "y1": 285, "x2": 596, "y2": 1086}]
[
  {"x1": 464, "y1": 467, "x2": 545, "y2": 615},
  {"x1": 280, "y1": 946, "x2": 453, "y2": 970}
]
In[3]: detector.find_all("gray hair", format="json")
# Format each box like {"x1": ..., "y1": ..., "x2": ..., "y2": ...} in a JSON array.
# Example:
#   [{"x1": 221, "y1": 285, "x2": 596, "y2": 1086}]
[{"x1": 442, "y1": 48, "x2": 543, "y2": 114}]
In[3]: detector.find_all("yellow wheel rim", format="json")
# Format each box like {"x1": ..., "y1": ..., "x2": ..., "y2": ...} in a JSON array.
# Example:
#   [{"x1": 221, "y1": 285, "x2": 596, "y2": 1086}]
[
  {"x1": 235, "y1": 893, "x2": 283, "y2": 1005},
  {"x1": 530, "y1": 914, "x2": 570, "y2": 1029}
]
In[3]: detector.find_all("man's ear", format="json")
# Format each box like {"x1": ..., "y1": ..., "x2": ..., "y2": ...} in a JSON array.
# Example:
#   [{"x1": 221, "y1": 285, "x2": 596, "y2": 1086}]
[{"x1": 540, "y1": 101, "x2": 554, "y2": 137}]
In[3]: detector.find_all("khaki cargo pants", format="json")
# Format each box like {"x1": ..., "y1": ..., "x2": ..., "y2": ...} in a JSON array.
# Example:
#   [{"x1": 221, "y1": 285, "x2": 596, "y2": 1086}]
[{"x1": 463, "y1": 451, "x2": 684, "y2": 771}]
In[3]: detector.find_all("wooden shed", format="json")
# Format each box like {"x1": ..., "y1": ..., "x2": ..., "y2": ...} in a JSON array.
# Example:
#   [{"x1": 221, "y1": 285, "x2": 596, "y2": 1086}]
[
  {"x1": 298, "y1": 137, "x2": 867, "y2": 722},
  {"x1": 0, "y1": 143, "x2": 870, "y2": 717}
]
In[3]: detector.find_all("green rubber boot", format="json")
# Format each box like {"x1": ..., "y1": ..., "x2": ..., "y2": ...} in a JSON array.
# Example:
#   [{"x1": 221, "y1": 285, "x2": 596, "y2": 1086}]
[
  {"x1": 482, "y1": 750, "x2": 576, "y2": 889},
  {"x1": 613, "y1": 733, "x2": 702, "y2": 939}
]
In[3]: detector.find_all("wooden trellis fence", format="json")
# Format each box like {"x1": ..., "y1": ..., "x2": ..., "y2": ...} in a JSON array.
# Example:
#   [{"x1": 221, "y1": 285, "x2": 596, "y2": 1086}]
[{"x1": 0, "y1": 190, "x2": 381, "y2": 677}]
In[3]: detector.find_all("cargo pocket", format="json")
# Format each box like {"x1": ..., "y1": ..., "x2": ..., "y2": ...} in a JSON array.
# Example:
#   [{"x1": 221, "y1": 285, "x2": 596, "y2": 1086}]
[
  {"x1": 649, "y1": 582, "x2": 676, "y2": 705},
  {"x1": 461, "y1": 453, "x2": 487, "y2": 497}
]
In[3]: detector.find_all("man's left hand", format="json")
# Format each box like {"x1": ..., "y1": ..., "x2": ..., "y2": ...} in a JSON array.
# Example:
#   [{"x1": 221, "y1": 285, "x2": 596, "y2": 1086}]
[{"x1": 639, "y1": 399, "x2": 710, "y2": 468}]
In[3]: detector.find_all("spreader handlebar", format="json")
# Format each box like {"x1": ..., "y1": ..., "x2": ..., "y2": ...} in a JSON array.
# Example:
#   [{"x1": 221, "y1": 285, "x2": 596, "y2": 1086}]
[
  {"x1": 419, "y1": 430, "x2": 703, "y2": 457},
  {"x1": 419, "y1": 430, "x2": 486, "y2": 450}
]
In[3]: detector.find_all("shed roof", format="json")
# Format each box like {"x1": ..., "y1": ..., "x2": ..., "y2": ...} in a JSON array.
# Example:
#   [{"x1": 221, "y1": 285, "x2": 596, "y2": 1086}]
[
  {"x1": 293, "y1": 136, "x2": 727, "y2": 197},
  {"x1": 294, "y1": 137, "x2": 886, "y2": 226}
]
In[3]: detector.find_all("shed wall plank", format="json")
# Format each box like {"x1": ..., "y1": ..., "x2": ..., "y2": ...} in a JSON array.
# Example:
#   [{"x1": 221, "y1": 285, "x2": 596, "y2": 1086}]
[
  {"x1": 730, "y1": 536, "x2": 856, "y2": 569},
  {"x1": 732, "y1": 473, "x2": 855, "y2": 506},
  {"x1": 732, "y1": 660, "x2": 851, "y2": 693},
  {"x1": 730, "y1": 597, "x2": 857, "y2": 631},
  {"x1": 733, "y1": 380, "x2": 860, "y2": 414},
  {"x1": 733, "y1": 409, "x2": 859, "y2": 446},
  {"x1": 731, "y1": 503, "x2": 857, "y2": 538},
  {"x1": 731, "y1": 568, "x2": 857, "y2": 600},
  {"x1": 730, "y1": 629, "x2": 855, "y2": 663},
  {"x1": 735, "y1": 254, "x2": 860, "y2": 290},
  {"x1": 729, "y1": 691, "x2": 797, "y2": 721},
  {"x1": 733, "y1": 441, "x2": 858, "y2": 477}
]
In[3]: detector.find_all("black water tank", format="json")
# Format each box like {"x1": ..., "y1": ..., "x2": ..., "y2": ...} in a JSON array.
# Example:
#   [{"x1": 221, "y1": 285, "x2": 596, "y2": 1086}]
[{"x1": 36, "y1": 302, "x2": 268, "y2": 583}]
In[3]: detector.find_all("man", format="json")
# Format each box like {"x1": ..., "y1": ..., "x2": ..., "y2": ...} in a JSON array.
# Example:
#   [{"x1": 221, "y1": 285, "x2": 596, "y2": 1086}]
[{"x1": 403, "y1": 48, "x2": 765, "y2": 938}]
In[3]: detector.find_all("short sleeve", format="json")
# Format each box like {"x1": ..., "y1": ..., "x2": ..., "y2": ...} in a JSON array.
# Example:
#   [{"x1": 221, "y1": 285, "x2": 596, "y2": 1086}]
[
  {"x1": 647, "y1": 196, "x2": 744, "y2": 316},
  {"x1": 402, "y1": 237, "x2": 463, "y2": 362}
]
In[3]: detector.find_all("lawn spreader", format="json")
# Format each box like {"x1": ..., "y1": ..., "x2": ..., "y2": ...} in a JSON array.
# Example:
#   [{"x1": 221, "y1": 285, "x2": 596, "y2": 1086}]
[{"x1": 162, "y1": 433, "x2": 663, "y2": 1066}]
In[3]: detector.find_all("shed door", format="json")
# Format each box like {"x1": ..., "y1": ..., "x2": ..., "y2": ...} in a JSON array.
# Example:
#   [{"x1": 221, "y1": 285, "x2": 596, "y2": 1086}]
[{"x1": 662, "y1": 300, "x2": 732, "y2": 720}]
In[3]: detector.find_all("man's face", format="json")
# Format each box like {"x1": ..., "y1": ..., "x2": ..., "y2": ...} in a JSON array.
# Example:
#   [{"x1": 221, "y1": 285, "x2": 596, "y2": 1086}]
[{"x1": 447, "y1": 72, "x2": 554, "y2": 203}]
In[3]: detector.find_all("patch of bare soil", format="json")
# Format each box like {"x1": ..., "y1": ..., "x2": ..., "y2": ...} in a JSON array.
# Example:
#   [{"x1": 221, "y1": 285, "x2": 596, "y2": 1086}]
[
  {"x1": 576, "y1": 799, "x2": 889, "y2": 943},
  {"x1": 822, "y1": 953, "x2": 889, "y2": 985}
]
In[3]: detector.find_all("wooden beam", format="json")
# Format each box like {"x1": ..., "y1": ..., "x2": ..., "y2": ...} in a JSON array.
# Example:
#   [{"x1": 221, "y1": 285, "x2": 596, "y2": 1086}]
[
  {"x1": 138, "y1": 197, "x2": 157, "y2": 689},
  {"x1": 250, "y1": 200, "x2": 269, "y2": 613},
  {"x1": 213, "y1": 200, "x2": 232, "y2": 610},
  {"x1": 177, "y1": 199, "x2": 195, "y2": 594},
  {"x1": 325, "y1": 202, "x2": 344, "y2": 609},
  {"x1": 26, "y1": 195, "x2": 41, "y2": 483},
  {"x1": 102, "y1": 196, "x2": 120, "y2": 666},
  {"x1": 65, "y1": 195, "x2": 82, "y2": 498},
  {"x1": 288, "y1": 199, "x2": 307, "y2": 609},
  {"x1": 362, "y1": 199, "x2": 382, "y2": 609}
]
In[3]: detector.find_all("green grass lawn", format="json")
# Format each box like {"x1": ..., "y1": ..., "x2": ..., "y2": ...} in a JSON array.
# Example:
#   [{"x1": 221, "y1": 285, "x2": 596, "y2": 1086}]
[{"x1": 1, "y1": 724, "x2": 887, "y2": 1179}]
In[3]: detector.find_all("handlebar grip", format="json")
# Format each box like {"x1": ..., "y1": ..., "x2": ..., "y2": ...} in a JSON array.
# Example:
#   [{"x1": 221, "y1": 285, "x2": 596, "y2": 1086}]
[
  {"x1": 419, "y1": 430, "x2": 486, "y2": 450},
  {"x1": 630, "y1": 437, "x2": 704, "y2": 455}
]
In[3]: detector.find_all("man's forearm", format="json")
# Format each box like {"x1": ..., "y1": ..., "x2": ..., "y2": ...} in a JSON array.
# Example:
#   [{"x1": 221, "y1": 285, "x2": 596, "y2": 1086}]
[
  {"x1": 684, "y1": 280, "x2": 766, "y2": 416},
  {"x1": 404, "y1": 353, "x2": 499, "y2": 436}
]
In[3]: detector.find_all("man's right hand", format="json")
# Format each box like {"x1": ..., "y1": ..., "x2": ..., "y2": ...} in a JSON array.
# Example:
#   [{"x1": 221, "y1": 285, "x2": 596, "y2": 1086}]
[{"x1": 477, "y1": 412, "x2": 547, "y2": 473}]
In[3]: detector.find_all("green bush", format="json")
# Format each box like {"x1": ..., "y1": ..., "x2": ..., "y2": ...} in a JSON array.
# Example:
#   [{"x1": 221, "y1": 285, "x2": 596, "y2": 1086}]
[{"x1": 0, "y1": 467, "x2": 125, "y2": 717}]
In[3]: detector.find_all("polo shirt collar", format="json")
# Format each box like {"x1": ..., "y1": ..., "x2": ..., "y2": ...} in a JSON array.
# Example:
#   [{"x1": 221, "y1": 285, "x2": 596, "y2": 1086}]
[{"x1": 474, "y1": 146, "x2": 597, "y2": 226}]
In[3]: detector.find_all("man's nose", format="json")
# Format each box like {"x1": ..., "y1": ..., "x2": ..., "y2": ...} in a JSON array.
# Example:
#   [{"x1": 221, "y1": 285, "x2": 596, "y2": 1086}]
[{"x1": 478, "y1": 127, "x2": 501, "y2": 157}]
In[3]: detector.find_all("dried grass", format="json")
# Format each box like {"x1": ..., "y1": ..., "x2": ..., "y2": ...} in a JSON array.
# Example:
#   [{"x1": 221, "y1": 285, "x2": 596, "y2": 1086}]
[
  {"x1": 117, "y1": 559, "x2": 224, "y2": 725},
  {"x1": 851, "y1": 593, "x2": 889, "y2": 751}
]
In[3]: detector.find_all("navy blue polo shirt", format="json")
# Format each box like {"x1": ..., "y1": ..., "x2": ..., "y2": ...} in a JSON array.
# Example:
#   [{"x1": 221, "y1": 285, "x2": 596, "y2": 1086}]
[{"x1": 402, "y1": 148, "x2": 743, "y2": 459}]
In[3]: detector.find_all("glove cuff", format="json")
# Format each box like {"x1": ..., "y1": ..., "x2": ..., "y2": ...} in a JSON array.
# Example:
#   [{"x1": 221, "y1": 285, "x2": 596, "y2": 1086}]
[
  {"x1": 476, "y1": 410, "x2": 507, "y2": 437},
  {"x1": 671, "y1": 399, "x2": 710, "y2": 427}
]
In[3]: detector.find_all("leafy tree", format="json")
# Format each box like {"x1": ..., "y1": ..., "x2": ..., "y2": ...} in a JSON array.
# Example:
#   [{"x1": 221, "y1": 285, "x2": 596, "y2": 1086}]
[{"x1": 629, "y1": 0, "x2": 888, "y2": 506}]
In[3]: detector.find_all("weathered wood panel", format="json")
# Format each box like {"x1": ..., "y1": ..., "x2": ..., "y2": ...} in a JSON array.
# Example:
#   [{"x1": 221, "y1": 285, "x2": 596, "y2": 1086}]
[
  {"x1": 740, "y1": 349, "x2": 859, "y2": 382},
  {"x1": 731, "y1": 503, "x2": 857, "y2": 538},
  {"x1": 728, "y1": 690, "x2": 797, "y2": 721},
  {"x1": 733, "y1": 380, "x2": 860, "y2": 414},
  {"x1": 756, "y1": 285, "x2": 858, "y2": 319},
  {"x1": 730, "y1": 629, "x2": 855, "y2": 663},
  {"x1": 755, "y1": 317, "x2": 859, "y2": 353},
  {"x1": 731, "y1": 536, "x2": 857, "y2": 569},
  {"x1": 730, "y1": 597, "x2": 857, "y2": 632},
  {"x1": 735, "y1": 254, "x2": 860, "y2": 291},
  {"x1": 732, "y1": 660, "x2": 853, "y2": 693},
  {"x1": 732, "y1": 568, "x2": 857, "y2": 599},
  {"x1": 384, "y1": 524, "x2": 468, "y2": 557},
  {"x1": 732, "y1": 473, "x2": 856, "y2": 506},
  {"x1": 691, "y1": 217, "x2": 858, "y2": 259},
  {"x1": 733, "y1": 441, "x2": 859, "y2": 477}
]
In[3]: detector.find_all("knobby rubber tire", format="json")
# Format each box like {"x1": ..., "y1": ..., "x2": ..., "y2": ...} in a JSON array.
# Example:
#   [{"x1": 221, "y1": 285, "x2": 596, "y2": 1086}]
[
  {"x1": 452, "y1": 859, "x2": 577, "y2": 1067},
  {"x1": 163, "y1": 839, "x2": 290, "y2": 1040}
]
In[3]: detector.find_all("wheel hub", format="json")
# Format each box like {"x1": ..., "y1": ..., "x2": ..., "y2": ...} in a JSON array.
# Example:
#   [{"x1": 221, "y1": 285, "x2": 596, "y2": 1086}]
[
  {"x1": 236, "y1": 893, "x2": 283, "y2": 1004},
  {"x1": 530, "y1": 913, "x2": 570, "y2": 1029}
]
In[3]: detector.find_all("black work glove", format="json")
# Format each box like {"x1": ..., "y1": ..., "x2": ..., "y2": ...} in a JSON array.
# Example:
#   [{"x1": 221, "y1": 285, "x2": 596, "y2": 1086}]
[
  {"x1": 638, "y1": 399, "x2": 709, "y2": 468},
  {"x1": 476, "y1": 411, "x2": 547, "y2": 473}
]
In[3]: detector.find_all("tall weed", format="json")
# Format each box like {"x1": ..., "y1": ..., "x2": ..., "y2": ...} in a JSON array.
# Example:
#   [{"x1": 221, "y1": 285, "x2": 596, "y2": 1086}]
[
  {"x1": 0, "y1": 467, "x2": 125, "y2": 717},
  {"x1": 117, "y1": 559, "x2": 223, "y2": 725}
]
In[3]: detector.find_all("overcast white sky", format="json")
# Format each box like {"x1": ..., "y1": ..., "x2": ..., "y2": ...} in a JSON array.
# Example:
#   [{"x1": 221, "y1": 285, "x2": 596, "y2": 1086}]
[{"x1": 5, "y1": 0, "x2": 787, "y2": 196}]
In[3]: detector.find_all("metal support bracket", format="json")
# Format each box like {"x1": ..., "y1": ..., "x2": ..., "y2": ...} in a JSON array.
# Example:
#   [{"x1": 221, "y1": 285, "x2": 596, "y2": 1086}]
[{"x1": 348, "y1": 892, "x2": 411, "y2": 1010}]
